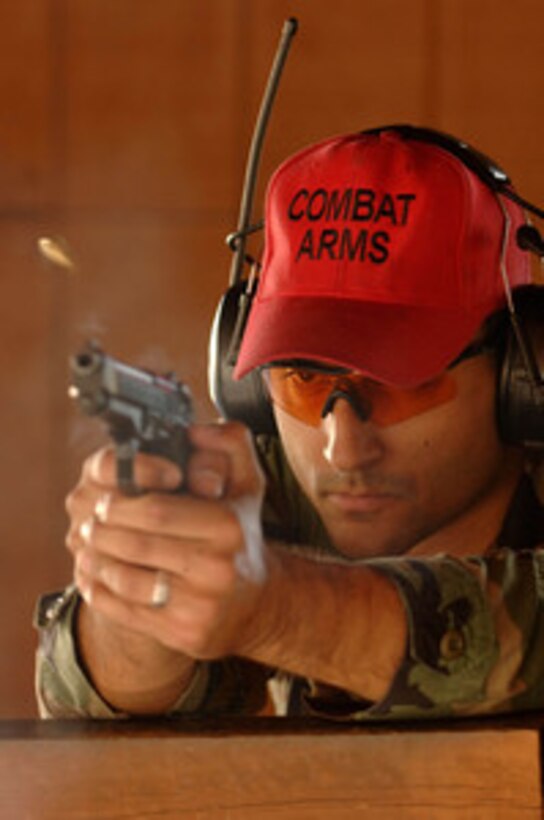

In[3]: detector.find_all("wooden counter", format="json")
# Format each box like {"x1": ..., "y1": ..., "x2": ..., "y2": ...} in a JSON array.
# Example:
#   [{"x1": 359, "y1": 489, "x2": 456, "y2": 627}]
[{"x1": 0, "y1": 714, "x2": 542, "y2": 818}]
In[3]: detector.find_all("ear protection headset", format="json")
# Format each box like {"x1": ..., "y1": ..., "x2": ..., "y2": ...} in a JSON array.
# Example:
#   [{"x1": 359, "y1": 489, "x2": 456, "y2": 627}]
[{"x1": 208, "y1": 19, "x2": 544, "y2": 449}]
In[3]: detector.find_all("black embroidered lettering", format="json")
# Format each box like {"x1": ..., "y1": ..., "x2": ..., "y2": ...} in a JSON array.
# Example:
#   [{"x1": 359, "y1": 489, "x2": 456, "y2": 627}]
[
  {"x1": 397, "y1": 193, "x2": 416, "y2": 225},
  {"x1": 369, "y1": 231, "x2": 390, "y2": 263},
  {"x1": 296, "y1": 228, "x2": 315, "y2": 260},
  {"x1": 339, "y1": 228, "x2": 368, "y2": 260},
  {"x1": 288, "y1": 189, "x2": 308, "y2": 220},
  {"x1": 317, "y1": 229, "x2": 339, "y2": 259},
  {"x1": 307, "y1": 189, "x2": 328, "y2": 221},
  {"x1": 374, "y1": 193, "x2": 397, "y2": 225},
  {"x1": 351, "y1": 189, "x2": 375, "y2": 221},
  {"x1": 325, "y1": 189, "x2": 353, "y2": 221}
]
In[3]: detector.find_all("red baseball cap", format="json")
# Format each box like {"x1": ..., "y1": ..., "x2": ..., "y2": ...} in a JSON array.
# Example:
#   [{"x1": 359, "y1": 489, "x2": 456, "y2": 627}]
[{"x1": 234, "y1": 127, "x2": 532, "y2": 387}]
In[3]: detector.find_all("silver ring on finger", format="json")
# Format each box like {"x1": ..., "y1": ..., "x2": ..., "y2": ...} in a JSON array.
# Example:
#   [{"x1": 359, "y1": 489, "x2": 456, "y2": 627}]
[{"x1": 150, "y1": 569, "x2": 170, "y2": 609}]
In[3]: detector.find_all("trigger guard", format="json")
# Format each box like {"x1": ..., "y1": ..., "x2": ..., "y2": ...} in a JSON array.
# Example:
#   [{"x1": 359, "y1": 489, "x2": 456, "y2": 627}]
[{"x1": 115, "y1": 440, "x2": 142, "y2": 496}]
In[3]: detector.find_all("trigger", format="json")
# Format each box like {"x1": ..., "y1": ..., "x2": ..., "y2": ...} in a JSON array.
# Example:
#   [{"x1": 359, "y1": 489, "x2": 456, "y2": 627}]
[{"x1": 115, "y1": 440, "x2": 142, "y2": 496}]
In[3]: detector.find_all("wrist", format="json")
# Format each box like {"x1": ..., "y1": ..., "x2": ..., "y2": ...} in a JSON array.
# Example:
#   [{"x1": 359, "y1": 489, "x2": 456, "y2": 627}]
[
  {"x1": 233, "y1": 541, "x2": 298, "y2": 662},
  {"x1": 77, "y1": 601, "x2": 196, "y2": 714}
]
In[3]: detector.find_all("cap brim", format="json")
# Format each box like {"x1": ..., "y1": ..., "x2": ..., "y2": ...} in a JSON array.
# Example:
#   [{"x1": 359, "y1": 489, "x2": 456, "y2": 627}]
[{"x1": 234, "y1": 296, "x2": 497, "y2": 387}]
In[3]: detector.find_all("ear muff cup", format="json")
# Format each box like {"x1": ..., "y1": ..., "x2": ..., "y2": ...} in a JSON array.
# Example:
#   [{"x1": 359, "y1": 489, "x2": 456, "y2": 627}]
[
  {"x1": 208, "y1": 283, "x2": 276, "y2": 434},
  {"x1": 498, "y1": 312, "x2": 544, "y2": 449}
]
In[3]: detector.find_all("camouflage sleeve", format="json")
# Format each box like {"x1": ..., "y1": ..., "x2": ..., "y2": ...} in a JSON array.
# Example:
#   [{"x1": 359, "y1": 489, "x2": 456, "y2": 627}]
[
  {"x1": 38, "y1": 548, "x2": 544, "y2": 721},
  {"x1": 304, "y1": 548, "x2": 544, "y2": 721},
  {"x1": 34, "y1": 586, "x2": 271, "y2": 719},
  {"x1": 35, "y1": 586, "x2": 121, "y2": 718}
]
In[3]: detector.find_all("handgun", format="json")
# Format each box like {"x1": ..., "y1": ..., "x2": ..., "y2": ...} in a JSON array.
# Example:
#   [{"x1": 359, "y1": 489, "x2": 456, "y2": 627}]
[{"x1": 69, "y1": 343, "x2": 193, "y2": 494}]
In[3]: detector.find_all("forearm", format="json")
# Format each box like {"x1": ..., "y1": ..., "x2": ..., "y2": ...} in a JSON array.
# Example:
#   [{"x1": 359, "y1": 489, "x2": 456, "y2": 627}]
[
  {"x1": 77, "y1": 602, "x2": 197, "y2": 714},
  {"x1": 246, "y1": 547, "x2": 544, "y2": 722},
  {"x1": 242, "y1": 544, "x2": 408, "y2": 703}
]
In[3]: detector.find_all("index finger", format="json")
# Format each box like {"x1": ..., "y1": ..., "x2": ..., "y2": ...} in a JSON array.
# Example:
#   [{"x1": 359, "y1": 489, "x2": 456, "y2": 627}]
[
  {"x1": 84, "y1": 446, "x2": 183, "y2": 493},
  {"x1": 188, "y1": 422, "x2": 264, "y2": 499}
]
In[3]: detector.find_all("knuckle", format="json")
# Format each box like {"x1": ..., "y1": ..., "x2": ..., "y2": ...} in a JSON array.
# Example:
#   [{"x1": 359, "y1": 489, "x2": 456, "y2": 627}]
[
  {"x1": 65, "y1": 526, "x2": 78, "y2": 554},
  {"x1": 125, "y1": 530, "x2": 151, "y2": 565},
  {"x1": 104, "y1": 525, "x2": 148, "y2": 566},
  {"x1": 139, "y1": 493, "x2": 173, "y2": 529},
  {"x1": 221, "y1": 506, "x2": 245, "y2": 550},
  {"x1": 65, "y1": 483, "x2": 85, "y2": 516},
  {"x1": 86, "y1": 446, "x2": 116, "y2": 485},
  {"x1": 227, "y1": 421, "x2": 252, "y2": 446},
  {"x1": 205, "y1": 556, "x2": 237, "y2": 592},
  {"x1": 65, "y1": 493, "x2": 75, "y2": 517},
  {"x1": 209, "y1": 420, "x2": 251, "y2": 449},
  {"x1": 134, "y1": 452, "x2": 178, "y2": 490},
  {"x1": 100, "y1": 562, "x2": 122, "y2": 594}
]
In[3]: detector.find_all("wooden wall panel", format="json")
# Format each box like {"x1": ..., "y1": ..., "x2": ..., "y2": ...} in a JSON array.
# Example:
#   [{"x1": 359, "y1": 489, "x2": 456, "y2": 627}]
[
  {"x1": 0, "y1": 222, "x2": 52, "y2": 716},
  {"x1": 439, "y1": 0, "x2": 544, "y2": 201},
  {"x1": 0, "y1": 0, "x2": 542, "y2": 717},
  {"x1": 0, "y1": 3, "x2": 59, "y2": 717},
  {"x1": 0, "y1": 2, "x2": 51, "y2": 208},
  {"x1": 62, "y1": 1, "x2": 240, "y2": 211}
]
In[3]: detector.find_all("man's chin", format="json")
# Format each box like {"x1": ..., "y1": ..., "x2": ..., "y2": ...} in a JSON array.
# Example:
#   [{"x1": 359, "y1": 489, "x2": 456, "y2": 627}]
[
  {"x1": 318, "y1": 498, "x2": 416, "y2": 559},
  {"x1": 323, "y1": 517, "x2": 412, "y2": 560}
]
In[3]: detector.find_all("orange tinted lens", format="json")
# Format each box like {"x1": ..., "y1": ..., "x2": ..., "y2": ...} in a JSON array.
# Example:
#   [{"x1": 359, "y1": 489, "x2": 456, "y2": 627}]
[
  {"x1": 265, "y1": 368, "x2": 457, "y2": 427},
  {"x1": 265, "y1": 368, "x2": 337, "y2": 425},
  {"x1": 355, "y1": 374, "x2": 457, "y2": 426}
]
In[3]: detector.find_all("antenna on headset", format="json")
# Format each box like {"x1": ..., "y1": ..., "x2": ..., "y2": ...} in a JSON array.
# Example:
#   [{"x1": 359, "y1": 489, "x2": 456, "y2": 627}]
[
  {"x1": 209, "y1": 18, "x2": 298, "y2": 430},
  {"x1": 227, "y1": 18, "x2": 298, "y2": 287}
]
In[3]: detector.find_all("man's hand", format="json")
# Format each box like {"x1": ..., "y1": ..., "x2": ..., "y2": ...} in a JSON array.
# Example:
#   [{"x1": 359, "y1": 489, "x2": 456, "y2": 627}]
[
  {"x1": 66, "y1": 421, "x2": 268, "y2": 711},
  {"x1": 67, "y1": 420, "x2": 407, "y2": 712}
]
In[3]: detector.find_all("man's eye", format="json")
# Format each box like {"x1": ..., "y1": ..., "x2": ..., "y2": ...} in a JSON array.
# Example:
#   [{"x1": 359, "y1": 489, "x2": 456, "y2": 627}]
[
  {"x1": 287, "y1": 369, "x2": 318, "y2": 384},
  {"x1": 412, "y1": 374, "x2": 445, "y2": 394}
]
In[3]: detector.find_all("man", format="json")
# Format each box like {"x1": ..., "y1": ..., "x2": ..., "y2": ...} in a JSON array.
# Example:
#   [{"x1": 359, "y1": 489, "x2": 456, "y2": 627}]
[{"x1": 36, "y1": 126, "x2": 544, "y2": 720}]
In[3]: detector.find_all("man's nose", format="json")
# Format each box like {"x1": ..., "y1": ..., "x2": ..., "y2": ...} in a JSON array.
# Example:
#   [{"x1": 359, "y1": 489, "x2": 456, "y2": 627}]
[
  {"x1": 321, "y1": 394, "x2": 385, "y2": 470},
  {"x1": 321, "y1": 387, "x2": 372, "y2": 422}
]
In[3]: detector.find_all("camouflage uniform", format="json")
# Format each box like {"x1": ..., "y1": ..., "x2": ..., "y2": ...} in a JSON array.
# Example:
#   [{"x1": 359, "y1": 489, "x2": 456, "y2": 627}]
[{"x1": 35, "y1": 435, "x2": 544, "y2": 721}]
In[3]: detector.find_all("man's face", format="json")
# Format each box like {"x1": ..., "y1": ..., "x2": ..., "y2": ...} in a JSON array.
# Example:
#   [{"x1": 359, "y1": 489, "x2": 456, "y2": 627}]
[{"x1": 271, "y1": 353, "x2": 522, "y2": 559}]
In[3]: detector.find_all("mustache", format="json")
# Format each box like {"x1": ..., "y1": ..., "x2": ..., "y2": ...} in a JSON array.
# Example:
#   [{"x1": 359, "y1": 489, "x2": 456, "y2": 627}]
[{"x1": 316, "y1": 470, "x2": 414, "y2": 498}]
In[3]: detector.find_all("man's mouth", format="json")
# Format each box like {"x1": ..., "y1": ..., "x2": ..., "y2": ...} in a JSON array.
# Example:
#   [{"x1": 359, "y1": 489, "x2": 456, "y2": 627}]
[
  {"x1": 324, "y1": 490, "x2": 399, "y2": 514},
  {"x1": 317, "y1": 470, "x2": 412, "y2": 516}
]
